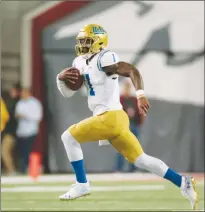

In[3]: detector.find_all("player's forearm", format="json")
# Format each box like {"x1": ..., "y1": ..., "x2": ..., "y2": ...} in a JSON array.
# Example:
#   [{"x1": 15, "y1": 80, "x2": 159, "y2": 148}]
[{"x1": 129, "y1": 67, "x2": 144, "y2": 91}]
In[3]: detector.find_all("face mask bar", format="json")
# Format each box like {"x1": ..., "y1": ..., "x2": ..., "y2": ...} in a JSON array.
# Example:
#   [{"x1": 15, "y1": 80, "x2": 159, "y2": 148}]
[
  {"x1": 75, "y1": 46, "x2": 89, "y2": 55},
  {"x1": 75, "y1": 37, "x2": 94, "y2": 55},
  {"x1": 77, "y1": 37, "x2": 93, "y2": 47}
]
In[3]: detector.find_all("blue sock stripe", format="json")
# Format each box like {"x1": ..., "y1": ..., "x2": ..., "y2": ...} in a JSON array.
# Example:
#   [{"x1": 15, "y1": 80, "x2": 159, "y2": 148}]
[
  {"x1": 71, "y1": 160, "x2": 87, "y2": 183},
  {"x1": 164, "y1": 168, "x2": 182, "y2": 187}
]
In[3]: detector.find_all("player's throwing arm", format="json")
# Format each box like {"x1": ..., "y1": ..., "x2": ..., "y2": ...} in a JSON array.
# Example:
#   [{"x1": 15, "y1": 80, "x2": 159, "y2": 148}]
[{"x1": 102, "y1": 61, "x2": 150, "y2": 116}]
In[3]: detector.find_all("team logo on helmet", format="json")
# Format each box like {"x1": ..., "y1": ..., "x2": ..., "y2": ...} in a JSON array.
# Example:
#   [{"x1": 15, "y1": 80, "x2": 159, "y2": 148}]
[{"x1": 92, "y1": 27, "x2": 106, "y2": 34}]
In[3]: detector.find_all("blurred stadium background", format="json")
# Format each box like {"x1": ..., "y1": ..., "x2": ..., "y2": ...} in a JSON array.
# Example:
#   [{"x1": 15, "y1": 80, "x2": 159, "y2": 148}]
[{"x1": 1, "y1": 1, "x2": 204, "y2": 211}]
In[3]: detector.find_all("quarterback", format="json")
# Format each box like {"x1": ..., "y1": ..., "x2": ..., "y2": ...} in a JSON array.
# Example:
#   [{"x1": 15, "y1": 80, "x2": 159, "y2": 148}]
[{"x1": 56, "y1": 24, "x2": 198, "y2": 209}]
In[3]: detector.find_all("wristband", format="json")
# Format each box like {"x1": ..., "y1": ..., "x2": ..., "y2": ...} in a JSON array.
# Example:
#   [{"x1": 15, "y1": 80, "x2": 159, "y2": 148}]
[{"x1": 136, "y1": 89, "x2": 145, "y2": 99}]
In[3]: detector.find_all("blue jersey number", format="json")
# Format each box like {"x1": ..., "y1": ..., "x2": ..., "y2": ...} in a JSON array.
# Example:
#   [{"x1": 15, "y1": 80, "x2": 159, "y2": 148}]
[{"x1": 85, "y1": 74, "x2": 95, "y2": 96}]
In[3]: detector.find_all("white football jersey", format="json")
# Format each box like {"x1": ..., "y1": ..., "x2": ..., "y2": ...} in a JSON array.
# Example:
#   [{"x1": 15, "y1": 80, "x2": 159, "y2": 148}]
[{"x1": 73, "y1": 49, "x2": 122, "y2": 116}]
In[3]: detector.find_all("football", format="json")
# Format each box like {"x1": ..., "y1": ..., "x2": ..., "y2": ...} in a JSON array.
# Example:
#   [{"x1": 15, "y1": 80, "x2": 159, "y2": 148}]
[{"x1": 61, "y1": 67, "x2": 84, "y2": 91}]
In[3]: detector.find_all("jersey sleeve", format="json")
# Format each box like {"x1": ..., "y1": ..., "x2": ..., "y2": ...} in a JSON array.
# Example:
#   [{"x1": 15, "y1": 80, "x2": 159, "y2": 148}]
[{"x1": 100, "y1": 51, "x2": 120, "y2": 68}]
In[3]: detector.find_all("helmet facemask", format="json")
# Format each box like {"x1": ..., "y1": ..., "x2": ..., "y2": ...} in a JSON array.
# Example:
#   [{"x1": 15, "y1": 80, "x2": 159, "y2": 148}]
[{"x1": 75, "y1": 37, "x2": 94, "y2": 55}]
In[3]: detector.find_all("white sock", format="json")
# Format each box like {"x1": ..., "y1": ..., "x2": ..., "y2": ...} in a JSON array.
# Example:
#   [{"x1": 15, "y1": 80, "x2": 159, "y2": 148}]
[
  {"x1": 61, "y1": 131, "x2": 83, "y2": 162},
  {"x1": 134, "y1": 153, "x2": 169, "y2": 177}
]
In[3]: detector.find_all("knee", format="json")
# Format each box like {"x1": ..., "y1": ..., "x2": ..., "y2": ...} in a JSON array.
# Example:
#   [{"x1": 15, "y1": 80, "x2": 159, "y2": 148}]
[
  {"x1": 61, "y1": 130, "x2": 71, "y2": 143},
  {"x1": 61, "y1": 130, "x2": 78, "y2": 146},
  {"x1": 134, "y1": 153, "x2": 151, "y2": 168}
]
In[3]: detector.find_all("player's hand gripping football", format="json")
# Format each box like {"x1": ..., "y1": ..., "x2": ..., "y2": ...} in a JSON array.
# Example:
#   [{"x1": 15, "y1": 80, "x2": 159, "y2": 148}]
[
  {"x1": 58, "y1": 68, "x2": 79, "y2": 84},
  {"x1": 137, "y1": 96, "x2": 150, "y2": 116}
]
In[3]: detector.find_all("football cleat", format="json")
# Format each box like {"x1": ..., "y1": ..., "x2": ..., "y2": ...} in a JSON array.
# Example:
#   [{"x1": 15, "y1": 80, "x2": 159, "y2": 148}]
[
  {"x1": 181, "y1": 176, "x2": 198, "y2": 210},
  {"x1": 59, "y1": 181, "x2": 91, "y2": 200}
]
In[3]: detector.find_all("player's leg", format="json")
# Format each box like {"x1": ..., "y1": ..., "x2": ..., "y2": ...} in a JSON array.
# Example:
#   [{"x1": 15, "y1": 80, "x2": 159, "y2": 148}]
[
  {"x1": 111, "y1": 111, "x2": 198, "y2": 209},
  {"x1": 133, "y1": 152, "x2": 198, "y2": 208},
  {"x1": 61, "y1": 115, "x2": 114, "y2": 181},
  {"x1": 60, "y1": 114, "x2": 115, "y2": 200},
  {"x1": 1, "y1": 134, "x2": 16, "y2": 175}
]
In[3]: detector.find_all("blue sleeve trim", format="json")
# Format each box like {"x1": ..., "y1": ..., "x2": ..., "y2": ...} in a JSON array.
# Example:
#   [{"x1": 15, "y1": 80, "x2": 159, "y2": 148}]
[
  {"x1": 97, "y1": 50, "x2": 110, "y2": 72},
  {"x1": 112, "y1": 53, "x2": 116, "y2": 62}
]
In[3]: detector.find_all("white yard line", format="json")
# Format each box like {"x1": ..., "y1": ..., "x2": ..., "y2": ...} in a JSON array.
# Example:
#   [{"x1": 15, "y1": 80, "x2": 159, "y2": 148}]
[
  {"x1": 2, "y1": 173, "x2": 204, "y2": 184},
  {"x1": 1, "y1": 185, "x2": 165, "y2": 193},
  {"x1": 1, "y1": 173, "x2": 160, "y2": 184}
]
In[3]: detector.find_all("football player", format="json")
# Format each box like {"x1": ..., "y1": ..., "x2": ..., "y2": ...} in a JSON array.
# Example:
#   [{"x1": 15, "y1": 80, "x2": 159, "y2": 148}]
[{"x1": 56, "y1": 24, "x2": 198, "y2": 210}]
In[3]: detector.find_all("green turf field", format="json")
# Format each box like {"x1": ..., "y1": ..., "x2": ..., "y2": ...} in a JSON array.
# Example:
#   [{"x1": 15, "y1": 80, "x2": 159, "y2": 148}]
[{"x1": 1, "y1": 181, "x2": 204, "y2": 211}]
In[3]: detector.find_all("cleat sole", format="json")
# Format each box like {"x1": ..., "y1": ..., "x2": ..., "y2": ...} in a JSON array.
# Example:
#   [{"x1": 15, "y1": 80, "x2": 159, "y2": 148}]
[{"x1": 59, "y1": 192, "x2": 91, "y2": 201}]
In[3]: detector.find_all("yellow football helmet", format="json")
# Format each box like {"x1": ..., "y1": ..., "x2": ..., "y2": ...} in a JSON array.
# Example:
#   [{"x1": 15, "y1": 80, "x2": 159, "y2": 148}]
[{"x1": 75, "y1": 24, "x2": 108, "y2": 56}]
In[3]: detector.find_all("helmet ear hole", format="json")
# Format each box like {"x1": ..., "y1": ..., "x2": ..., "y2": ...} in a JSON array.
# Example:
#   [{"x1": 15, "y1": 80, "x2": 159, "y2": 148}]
[{"x1": 99, "y1": 42, "x2": 103, "y2": 45}]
